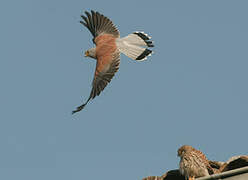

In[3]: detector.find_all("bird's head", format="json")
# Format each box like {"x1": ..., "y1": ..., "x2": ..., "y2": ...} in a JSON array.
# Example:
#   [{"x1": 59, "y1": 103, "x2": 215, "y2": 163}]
[
  {"x1": 177, "y1": 145, "x2": 193, "y2": 157},
  {"x1": 84, "y1": 48, "x2": 96, "y2": 59}
]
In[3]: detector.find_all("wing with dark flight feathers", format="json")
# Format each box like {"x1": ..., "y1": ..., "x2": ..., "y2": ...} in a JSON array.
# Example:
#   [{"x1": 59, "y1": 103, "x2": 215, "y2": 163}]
[
  {"x1": 80, "y1": 10, "x2": 120, "y2": 43},
  {"x1": 72, "y1": 51, "x2": 120, "y2": 114}
]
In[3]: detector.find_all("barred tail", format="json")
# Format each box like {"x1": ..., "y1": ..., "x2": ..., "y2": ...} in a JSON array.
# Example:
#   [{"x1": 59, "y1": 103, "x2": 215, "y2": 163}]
[{"x1": 116, "y1": 31, "x2": 154, "y2": 61}]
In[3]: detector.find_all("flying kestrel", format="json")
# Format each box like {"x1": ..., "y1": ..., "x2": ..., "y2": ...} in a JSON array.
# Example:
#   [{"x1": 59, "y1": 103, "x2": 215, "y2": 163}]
[
  {"x1": 72, "y1": 10, "x2": 154, "y2": 114},
  {"x1": 177, "y1": 145, "x2": 214, "y2": 180}
]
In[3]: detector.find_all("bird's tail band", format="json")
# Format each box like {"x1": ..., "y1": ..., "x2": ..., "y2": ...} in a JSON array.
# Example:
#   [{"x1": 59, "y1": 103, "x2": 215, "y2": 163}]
[{"x1": 116, "y1": 31, "x2": 154, "y2": 61}]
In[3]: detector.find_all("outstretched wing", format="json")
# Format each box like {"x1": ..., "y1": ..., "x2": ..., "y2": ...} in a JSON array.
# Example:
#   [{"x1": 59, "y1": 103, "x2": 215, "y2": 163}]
[
  {"x1": 72, "y1": 51, "x2": 120, "y2": 114},
  {"x1": 73, "y1": 10, "x2": 120, "y2": 114},
  {"x1": 80, "y1": 10, "x2": 120, "y2": 43}
]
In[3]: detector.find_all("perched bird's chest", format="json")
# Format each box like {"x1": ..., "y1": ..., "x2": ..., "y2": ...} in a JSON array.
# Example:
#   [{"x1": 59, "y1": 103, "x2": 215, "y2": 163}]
[
  {"x1": 179, "y1": 158, "x2": 187, "y2": 175},
  {"x1": 180, "y1": 156, "x2": 209, "y2": 178}
]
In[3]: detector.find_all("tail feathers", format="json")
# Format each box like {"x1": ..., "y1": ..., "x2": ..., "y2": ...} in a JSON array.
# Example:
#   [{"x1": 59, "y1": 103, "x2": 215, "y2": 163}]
[
  {"x1": 121, "y1": 31, "x2": 154, "y2": 47},
  {"x1": 118, "y1": 44, "x2": 152, "y2": 61},
  {"x1": 117, "y1": 31, "x2": 154, "y2": 61},
  {"x1": 136, "y1": 49, "x2": 153, "y2": 61},
  {"x1": 133, "y1": 32, "x2": 154, "y2": 47}
]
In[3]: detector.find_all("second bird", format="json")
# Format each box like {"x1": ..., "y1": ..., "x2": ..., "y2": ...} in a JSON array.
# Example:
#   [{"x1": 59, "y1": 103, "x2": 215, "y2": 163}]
[{"x1": 177, "y1": 145, "x2": 214, "y2": 180}]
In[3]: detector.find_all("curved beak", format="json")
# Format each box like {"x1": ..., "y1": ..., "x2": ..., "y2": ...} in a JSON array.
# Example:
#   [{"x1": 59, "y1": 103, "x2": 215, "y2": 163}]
[{"x1": 84, "y1": 51, "x2": 89, "y2": 57}]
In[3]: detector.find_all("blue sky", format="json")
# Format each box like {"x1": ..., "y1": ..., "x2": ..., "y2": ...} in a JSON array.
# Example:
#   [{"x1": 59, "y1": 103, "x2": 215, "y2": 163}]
[{"x1": 0, "y1": 0, "x2": 248, "y2": 179}]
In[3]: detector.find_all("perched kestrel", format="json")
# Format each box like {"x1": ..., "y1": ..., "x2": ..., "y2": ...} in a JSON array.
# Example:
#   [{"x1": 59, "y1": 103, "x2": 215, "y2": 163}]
[
  {"x1": 72, "y1": 10, "x2": 154, "y2": 114},
  {"x1": 177, "y1": 145, "x2": 214, "y2": 180}
]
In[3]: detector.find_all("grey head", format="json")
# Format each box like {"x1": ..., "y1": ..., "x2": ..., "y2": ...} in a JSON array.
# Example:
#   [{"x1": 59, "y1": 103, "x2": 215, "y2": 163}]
[{"x1": 85, "y1": 47, "x2": 96, "y2": 59}]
